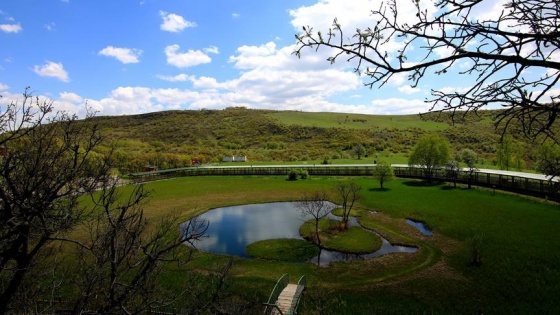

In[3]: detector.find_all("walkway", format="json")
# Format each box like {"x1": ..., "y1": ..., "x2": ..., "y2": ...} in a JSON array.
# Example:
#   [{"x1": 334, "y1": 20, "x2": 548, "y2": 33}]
[{"x1": 264, "y1": 274, "x2": 306, "y2": 315}]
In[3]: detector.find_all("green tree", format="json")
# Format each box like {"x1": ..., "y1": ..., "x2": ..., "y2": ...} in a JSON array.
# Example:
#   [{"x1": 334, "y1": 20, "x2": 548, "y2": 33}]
[
  {"x1": 444, "y1": 160, "x2": 460, "y2": 188},
  {"x1": 373, "y1": 161, "x2": 393, "y2": 189},
  {"x1": 408, "y1": 134, "x2": 451, "y2": 181},
  {"x1": 535, "y1": 141, "x2": 560, "y2": 178},
  {"x1": 497, "y1": 136, "x2": 526, "y2": 171},
  {"x1": 352, "y1": 144, "x2": 366, "y2": 160},
  {"x1": 461, "y1": 149, "x2": 479, "y2": 189}
]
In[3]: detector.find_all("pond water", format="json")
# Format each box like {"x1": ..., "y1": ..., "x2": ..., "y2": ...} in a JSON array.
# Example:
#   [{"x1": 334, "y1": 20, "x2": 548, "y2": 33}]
[
  {"x1": 406, "y1": 219, "x2": 433, "y2": 236},
  {"x1": 185, "y1": 202, "x2": 417, "y2": 266}
]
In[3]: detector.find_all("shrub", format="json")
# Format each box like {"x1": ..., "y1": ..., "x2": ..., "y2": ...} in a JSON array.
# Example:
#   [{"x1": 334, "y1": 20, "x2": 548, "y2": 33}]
[
  {"x1": 287, "y1": 168, "x2": 309, "y2": 181},
  {"x1": 287, "y1": 169, "x2": 299, "y2": 181}
]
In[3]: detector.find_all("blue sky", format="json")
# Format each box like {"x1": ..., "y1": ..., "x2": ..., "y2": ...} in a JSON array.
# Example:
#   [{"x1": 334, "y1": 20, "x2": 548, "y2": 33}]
[{"x1": 0, "y1": 0, "x2": 531, "y2": 117}]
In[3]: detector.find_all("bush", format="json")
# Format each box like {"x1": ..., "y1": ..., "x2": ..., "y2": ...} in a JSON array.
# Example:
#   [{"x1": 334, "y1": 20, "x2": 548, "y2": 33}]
[{"x1": 287, "y1": 168, "x2": 309, "y2": 181}]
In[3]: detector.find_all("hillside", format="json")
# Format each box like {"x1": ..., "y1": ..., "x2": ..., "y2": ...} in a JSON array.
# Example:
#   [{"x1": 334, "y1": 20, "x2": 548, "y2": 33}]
[{"x1": 89, "y1": 108, "x2": 533, "y2": 173}]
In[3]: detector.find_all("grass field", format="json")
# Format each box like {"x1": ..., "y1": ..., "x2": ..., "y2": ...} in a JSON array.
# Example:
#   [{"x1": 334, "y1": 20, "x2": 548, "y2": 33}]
[
  {"x1": 134, "y1": 175, "x2": 560, "y2": 314},
  {"x1": 267, "y1": 111, "x2": 449, "y2": 131}
]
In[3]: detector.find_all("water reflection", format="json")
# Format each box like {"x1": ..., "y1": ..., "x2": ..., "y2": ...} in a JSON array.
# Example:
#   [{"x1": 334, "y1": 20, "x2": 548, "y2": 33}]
[
  {"x1": 185, "y1": 202, "x2": 417, "y2": 265},
  {"x1": 406, "y1": 219, "x2": 433, "y2": 236}
]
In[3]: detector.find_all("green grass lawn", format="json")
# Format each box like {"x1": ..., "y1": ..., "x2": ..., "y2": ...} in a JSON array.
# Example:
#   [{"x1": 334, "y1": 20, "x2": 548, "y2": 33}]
[
  {"x1": 245, "y1": 239, "x2": 319, "y2": 261},
  {"x1": 267, "y1": 111, "x2": 449, "y2": 131},
  {"x1": 135, "y1": 176, "x2": 560, "y2": 314}
]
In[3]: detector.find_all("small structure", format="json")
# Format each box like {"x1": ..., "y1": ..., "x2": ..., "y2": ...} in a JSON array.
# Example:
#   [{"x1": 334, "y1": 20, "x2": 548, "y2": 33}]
[
  {"x1": 263, "y1": 274, "x2": 306, "y2": 315},
  {"x1": 142, "y1": 165, "x2": 158, "y2": 172},
  {"x1": 222, "y1": 155, "x2": 247, "y2": 163},
  {"x1": 191, "y1": 156, "x2": 202, "y2": 166}
]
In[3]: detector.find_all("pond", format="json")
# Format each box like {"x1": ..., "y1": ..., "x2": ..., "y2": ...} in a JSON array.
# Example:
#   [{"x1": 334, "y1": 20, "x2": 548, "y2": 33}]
[
  {"x1": 185, "y1": 202, "x2": 417, "y2": 266},
  {"x1": 406, "y1": 219, "x2": 433, "y2": 236}
]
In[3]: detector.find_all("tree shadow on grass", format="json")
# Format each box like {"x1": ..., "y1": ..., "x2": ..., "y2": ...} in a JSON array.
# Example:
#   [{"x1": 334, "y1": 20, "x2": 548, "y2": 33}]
[
  {"x1": 440, "y1": 185, "x2": 456, "y2": 191},
  {"x1": 402, "y1": 180, "x2": 444, "y2": 188},
  {"x1": 369, "y1": 187, "x2": 391, "y2": 192}
]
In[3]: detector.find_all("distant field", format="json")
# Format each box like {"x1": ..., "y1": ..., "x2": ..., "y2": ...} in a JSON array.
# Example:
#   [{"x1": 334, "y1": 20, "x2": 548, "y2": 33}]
[{"x1": 267, "y1": 111, "x2": 449, "y2": 131}]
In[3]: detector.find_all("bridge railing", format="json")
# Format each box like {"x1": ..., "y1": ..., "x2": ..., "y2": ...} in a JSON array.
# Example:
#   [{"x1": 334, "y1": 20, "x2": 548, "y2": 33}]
[
  {"x1": 287, "y1": 275, "x2": 307, "y2": 315},
  {"x1": 263, "y1": 274, "x2": 289, "y2": 315}
]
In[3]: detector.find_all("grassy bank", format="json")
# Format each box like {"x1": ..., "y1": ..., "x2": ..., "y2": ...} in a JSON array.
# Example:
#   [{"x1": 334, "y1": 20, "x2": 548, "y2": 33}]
[{"x1": 138, "y1": 176, "x2": 559, "y2": 314}]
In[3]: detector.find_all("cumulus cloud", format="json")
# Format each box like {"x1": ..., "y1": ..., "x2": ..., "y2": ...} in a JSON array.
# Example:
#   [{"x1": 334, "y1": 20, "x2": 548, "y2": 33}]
[
  {"x1": 99, "y1": 46, "x2": 142, "y2": 64},
  {"x1": 0, "y1": 83, "x2": 8, "y2": 90},
  {"x1": 157, "y1": 73, "x2": 192, "y2": 82},
  {"x1": 0, "y1": 22, "x2": 22, "y2": 33},
  {"x1": 159, "y1": 11, "x2": 196, "y2": 33},
  {"x1": 165, "y1": 44, "x2": 212, "y2": 68},
  {"x1": 59, "y1": 91, "x2": 83, "y2": 104},
  {"x1": 398, "y1": 85, "x2": 421, "y2": 95},
  {"x1": 204, "y1": 46, "x2": 219, "y2": 54},
  {"x1": 33, "y1": 61, "x2": 70, "y2": 82}
]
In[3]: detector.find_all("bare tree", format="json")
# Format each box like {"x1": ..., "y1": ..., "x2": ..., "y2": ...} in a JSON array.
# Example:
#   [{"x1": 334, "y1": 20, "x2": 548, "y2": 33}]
[
  {"x1": 59, "y1": 180, "x2": 208, "y2": 314},
  {"x1": 334, "y1": 182, "x2": 361, "y2": 230},
  {"x1": 294, "y1": 0, "x2": 560, "y2": 142},
  {"x1": 0, "y1": 89, "x2": 110, "y2": 313},
  {"x1": 297, "y1": 191, "x2": 331, "y2": 246}
]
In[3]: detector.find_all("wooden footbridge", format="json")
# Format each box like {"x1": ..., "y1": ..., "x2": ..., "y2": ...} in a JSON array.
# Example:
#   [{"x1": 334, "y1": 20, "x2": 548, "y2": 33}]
[{"x1": 263, "y1": 274, "x2": 306, "y2": 315}]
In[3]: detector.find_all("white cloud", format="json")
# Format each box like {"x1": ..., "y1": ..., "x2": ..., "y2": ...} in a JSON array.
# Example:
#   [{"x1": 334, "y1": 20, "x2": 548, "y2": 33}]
[
  {"x1": 204, "y1": 46, "x2": 219, "y2": 54},
  {"x1": 0, "y1": 83, "x2": 8, "y2": 90},
  {"x1": 159, "y1": 11, "x2": 196, "y2": 33},
  {"x1": 229, "y1": 42, "x2": 278, "y2": 70},
  {"x1": 0, "y1": 23, "x2": 22, "y2": 33},
  {"x1": 59, "y1": 91, "x2": 82, "y2": 104},
  {"x1": 157, "y1": 73, "x2": 192, "y2": 82},
  {"x1": 190, "y1": 76, "x2": 222, "y2": 89},
  {"x1": 44, "y1": 22, "x2": 56, "y2": 31},
  {"x1": 99, "y1": 46, "x2": 142, "y2": 64},
  {"x1": 165, "y1": 44, "x2": 212, "y2": 68},
  {"x1": 232, "y1": 13, "x2": 240, "y2": 19},
  {"x1": 398, "y1": 85, "x2": 421, "y2": 95},
  {"x1": 33, "y1": 61, "x2": 70, "y2": 82}
]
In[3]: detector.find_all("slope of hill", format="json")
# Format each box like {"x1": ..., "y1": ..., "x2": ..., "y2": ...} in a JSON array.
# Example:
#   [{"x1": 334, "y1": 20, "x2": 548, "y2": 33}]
[{"x1": 89, "y1": 108, "x2": 532, "y2": 173}]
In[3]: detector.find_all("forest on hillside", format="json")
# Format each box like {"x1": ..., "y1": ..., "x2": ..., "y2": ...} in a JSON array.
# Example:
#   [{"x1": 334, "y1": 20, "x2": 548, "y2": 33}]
[{"x1": 90, "y1": 108, "x2": 543, "y2": 174}]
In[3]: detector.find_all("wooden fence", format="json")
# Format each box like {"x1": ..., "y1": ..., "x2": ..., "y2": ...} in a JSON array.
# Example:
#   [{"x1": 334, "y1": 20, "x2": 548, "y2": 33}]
[{"x1": 130, "y1": 165, "x2": 560, "y2": 202}]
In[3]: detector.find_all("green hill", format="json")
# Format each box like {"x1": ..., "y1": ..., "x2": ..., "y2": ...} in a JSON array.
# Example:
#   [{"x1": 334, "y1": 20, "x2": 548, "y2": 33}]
[{"x1": 89, "y1": 108, "x2": 532, "y2": 173}]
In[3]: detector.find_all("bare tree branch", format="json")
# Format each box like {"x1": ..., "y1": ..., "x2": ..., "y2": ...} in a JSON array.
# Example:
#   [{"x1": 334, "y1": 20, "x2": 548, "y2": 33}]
[{"x1": 294, "y1": 0, "x2": 560, "y2": 142}]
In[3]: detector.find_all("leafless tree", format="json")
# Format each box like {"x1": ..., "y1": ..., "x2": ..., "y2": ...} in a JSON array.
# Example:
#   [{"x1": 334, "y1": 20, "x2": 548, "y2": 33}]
[
  {"x1": 58, "y1": 179, "x2": 208, "y2": 314},
  {"x1": 297, "y1": 191, "x2": 331, "y2": 246},
  {"x1": 334, "y1": 182, "x2": 361, "y2": 230},
  {"x1": 294, "y1": 0, "x2": 560, "y2": 142},
  {"x1": 0, "y1": 89, "x2": 222, "y2": 314},
  {"x1": 0, "y1": 89, "x2": 110, "y2": 313}
]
